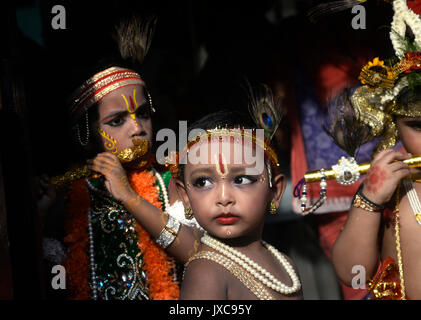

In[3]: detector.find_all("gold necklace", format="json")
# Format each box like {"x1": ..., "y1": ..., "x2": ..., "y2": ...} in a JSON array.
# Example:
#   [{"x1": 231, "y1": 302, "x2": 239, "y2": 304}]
[
  {"x1": 394, "y1": 184, "x2": 406, "y2": 300},
  {"x1": 185, "y1": 251, "x2": 275, "y2": 300}
]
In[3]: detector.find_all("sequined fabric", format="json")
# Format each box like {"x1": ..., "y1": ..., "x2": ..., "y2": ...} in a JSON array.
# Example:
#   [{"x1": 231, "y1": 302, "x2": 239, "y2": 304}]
[
  {"x1": 87, "y1": 179, "x2": 149, "y2": 300},
  {"x1": 367, "y1": 257, "x2": 403, "y2": 300}
]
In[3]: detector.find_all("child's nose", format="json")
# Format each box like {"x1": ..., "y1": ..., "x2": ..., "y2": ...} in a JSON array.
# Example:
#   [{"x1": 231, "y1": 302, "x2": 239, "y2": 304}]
[
  {"x1": 130, "y1": 116, "x2": 145, "y2": 136},
  {"x1": 216, "y1": 182, "x2": 235, "y2": 207}
]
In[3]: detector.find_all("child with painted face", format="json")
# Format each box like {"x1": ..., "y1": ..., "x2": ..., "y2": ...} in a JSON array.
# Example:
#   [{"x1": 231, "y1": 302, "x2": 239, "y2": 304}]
[
  {"x1": 90, "y1": 110, "x2": 303, "y2": 300},
  {"x1": 332, "y1": 86, "x2": 421, "y2": 300},
  {"x1": 50, "y1": 15, "x2": 183, "y2": 300}
]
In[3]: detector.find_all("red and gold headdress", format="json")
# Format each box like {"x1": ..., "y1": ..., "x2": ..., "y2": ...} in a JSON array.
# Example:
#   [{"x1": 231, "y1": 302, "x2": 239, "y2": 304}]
[
  {"x1": 295, "y1": 0, "x2": 421, "y2": 215},
  {"x1": 349, "y1": 0, "x2": 421, "y2": 153},
  {"x1": 69, "y1": 66, "x2": 146, "y2": 125},
  {"x1": 162, "y1": 127, "x2": 280, "y2": 179},
  {"x1": 69, "y1": 14, "x2": 156, "y2": 146},
  {"x1": 162, "y1": 85, "x2": 284, "y2": 178}
]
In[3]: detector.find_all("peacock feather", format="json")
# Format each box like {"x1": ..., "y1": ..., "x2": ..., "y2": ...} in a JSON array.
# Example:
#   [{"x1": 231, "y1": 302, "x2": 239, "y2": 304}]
[{"x1": 246, "y1": 83, "x2": 284, "y2": 141}]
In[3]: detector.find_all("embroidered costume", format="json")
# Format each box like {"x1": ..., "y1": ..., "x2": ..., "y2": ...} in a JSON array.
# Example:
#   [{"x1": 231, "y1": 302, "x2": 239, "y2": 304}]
[
  {"x1": 47, "y1": 14, "x2": 195, "y2": 300},
  {"x1": 62, "y1": 169, "x2": 179, "y2": 300}
]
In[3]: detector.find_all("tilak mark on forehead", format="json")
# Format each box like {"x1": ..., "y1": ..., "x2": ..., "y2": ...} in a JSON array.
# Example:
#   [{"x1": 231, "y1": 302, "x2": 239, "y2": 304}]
[
  {"x1": 215, "y1": 153, "x2": 229, "y2": 178},
  {"x1": 122, "y1": 89, "x2": 139, "y2": 120}
]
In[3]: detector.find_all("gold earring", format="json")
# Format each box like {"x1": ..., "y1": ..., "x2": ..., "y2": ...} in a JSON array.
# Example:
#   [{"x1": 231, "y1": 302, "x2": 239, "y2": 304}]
[
  {"x1": 185, "y1": 207, "x2": 194, "y2": 220},
  {"x1": 269, "y1": 201, "x2": 277, "y2": 215}
]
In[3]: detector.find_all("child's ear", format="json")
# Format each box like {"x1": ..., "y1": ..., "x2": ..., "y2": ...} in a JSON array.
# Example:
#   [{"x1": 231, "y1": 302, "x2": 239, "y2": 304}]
[
  {"x1": 271, "y1": 173, "x2": 286, "y2": 208},
  {"x1": 174, "y1": 178, "x2": 191, "y2": 208}
]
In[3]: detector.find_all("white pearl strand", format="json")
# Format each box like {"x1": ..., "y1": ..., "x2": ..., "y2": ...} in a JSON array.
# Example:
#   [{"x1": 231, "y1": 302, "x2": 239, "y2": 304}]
[
  {"x1": 154, "y1": 169, "x2": 170, "y2": 210},
  {"x1": 201, "y1": 234, "x2": 301, "y2": 295},
  {"x1": 403, "y1": 180, "x2": 421, "y2": 225},
  {"x1": 88, "y1": 209, "x2": 98, "y2": 300}
]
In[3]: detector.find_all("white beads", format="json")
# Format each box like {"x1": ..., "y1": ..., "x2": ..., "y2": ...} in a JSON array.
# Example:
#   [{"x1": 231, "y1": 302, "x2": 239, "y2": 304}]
[
  {"x1": 300, "y1": 169, "x2": 327, "y2": 215},
  {"x1": 154, "y1": 169, "x2": 170, "y2": 211},
  {"x1": 201, "y1": 234, "x2": 301, "y2": 295},
  {"x1": 403, "y1": 180, "x2": 421, "y2": 225},
  {"x1": 88, "y1": 209, "x2": 98, "y2": 300}
]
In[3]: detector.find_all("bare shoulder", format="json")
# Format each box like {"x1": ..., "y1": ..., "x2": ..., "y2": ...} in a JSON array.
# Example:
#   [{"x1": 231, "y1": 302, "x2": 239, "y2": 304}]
[{"x1": 179, "y1": 255, "x2": 228, "y2": 300}]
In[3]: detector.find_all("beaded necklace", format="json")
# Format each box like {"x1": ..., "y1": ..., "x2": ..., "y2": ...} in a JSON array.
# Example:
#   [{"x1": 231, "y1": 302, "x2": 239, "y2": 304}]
[
  {"x1": 393, "y1": 184, "x2": 406, "y2": 300},
  {"x1": 393, "y1": 179, "x2": 421, "y2": 300},
  {"x1": 200, "y1": 234, "x2": 301, "y2": 296},
  {"x1": 403, "y1": 179, "x2": 421, "y2": 225}
]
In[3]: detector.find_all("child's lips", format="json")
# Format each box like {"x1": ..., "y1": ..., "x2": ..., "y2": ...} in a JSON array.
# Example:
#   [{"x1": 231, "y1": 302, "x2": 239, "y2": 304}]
[{"x1": 216, "y1": 213, "x2": 239, "y2": 225}]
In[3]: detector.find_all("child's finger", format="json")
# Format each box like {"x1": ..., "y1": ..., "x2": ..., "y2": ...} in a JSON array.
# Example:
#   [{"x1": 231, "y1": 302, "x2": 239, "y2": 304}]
[
  {"x1": 96, "y1": 153, "x2": 121, "y2": 165},
  {"x1": 90, "y1": 159, "x2": 113, "y2": 172},
  {"x1": 394, "y1": 166, "x2": 411, "y2": 180},
  {"x1": 99, "y1": 152, "x2": 119, "y2": 160},
  {"x1": 95, "y1": 156, "x2": 117, "y2": 166},
  {"x1": 88, "y1": 164, "x2": 105, "y2": 174},
  {"x1": 389, "y1": 161, "x2": 410, "y2": 172},
  {"x1": 381, "y1": 150, "x2": 411, "y2": 164},
  {"x1": 372, "y1": 148, "x2": 395, "y2": 162},
  {"x1": 92, "y1": 158, "x2": 110, "y2": 168},
  {"x1": 392, "y1": 152, "x2": 412, "y2": 161}
]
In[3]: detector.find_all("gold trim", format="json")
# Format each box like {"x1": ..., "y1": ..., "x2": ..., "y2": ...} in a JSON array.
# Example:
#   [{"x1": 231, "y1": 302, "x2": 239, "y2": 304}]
[{"x1": 185, "y1": 251, "x2": 275, "y2": 300}]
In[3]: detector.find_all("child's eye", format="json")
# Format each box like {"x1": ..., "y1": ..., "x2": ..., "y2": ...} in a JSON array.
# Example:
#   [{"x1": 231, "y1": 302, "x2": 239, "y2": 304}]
[
  {"x1": 106, "y1": 117, "x2": 125, "y2": 127},
  {"x1": 234, "y1": 176, "x2": 257, "y2": 185},
  {"x1": 193, "y1": 177, "x2": 212, "y2": 188},
  {"x1": 136, "y1": 107, "x2": 151, "y2": 119}
]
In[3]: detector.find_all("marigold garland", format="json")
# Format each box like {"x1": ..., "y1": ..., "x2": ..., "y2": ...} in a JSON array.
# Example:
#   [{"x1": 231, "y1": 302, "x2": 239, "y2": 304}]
[
  {"x1": 128, "y1": 169, "x2": 179, "y2": 300},
  {"x1": 63, "y1": 169, "x2": 179, "y2": 300}
]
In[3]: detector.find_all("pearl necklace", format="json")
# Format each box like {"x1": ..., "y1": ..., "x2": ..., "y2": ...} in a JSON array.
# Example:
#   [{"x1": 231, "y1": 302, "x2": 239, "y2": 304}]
[
  {"x1": 88, "y1": 208, "x2": 98, "y2": 300},
  {"x1": 153, "y1": 169, "x2": 170, "y2": 211},
  {"x1": 201, "y1": 234, "x2": 301, "y2": 295},
  {"x1": 403, "y1": 179, "x2": 421, "y2": 225}
]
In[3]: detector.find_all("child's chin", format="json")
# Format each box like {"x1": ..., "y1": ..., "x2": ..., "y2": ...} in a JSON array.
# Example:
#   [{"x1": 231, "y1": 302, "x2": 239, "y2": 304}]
[{"x1": 211, "y1": 229, "x2": 237, "y2": 239}]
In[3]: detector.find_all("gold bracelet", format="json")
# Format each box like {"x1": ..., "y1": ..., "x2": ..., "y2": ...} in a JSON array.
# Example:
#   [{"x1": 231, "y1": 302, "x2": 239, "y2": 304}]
[{"x1": 352, "y1": 193, "x2": 382, "y2": 212}]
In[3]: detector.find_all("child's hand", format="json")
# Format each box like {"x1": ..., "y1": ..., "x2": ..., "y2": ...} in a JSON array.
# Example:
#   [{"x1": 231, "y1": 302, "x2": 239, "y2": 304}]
[
  {"x1": 362, "y1": 149, "x2": 411, "y2": 205},
  {"x1": 88, "y1": 152, "x2": 136, "y2": 203}
]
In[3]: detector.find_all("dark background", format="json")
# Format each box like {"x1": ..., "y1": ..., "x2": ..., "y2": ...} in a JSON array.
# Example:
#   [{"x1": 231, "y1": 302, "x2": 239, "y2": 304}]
[{"x1": 0, "y1": 0, "x2": 393, "y2": 299}]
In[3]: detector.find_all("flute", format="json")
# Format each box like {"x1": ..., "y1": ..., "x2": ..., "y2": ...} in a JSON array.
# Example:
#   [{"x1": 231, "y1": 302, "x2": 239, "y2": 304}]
[
  {"x1": 304, "y1": 155, "x2": 421, "y2": 184},
  {"x1": 295, "y1": 155, "x2": 421, "y2": 215},
  {"x1": 50, "y1": 138, "x2": 149, "y2": 189}
]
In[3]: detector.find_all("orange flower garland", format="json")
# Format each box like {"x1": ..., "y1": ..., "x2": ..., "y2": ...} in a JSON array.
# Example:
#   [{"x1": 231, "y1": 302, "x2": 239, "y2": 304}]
[
  {"x1": 63, "y1": 169, "x2": 179, "y2": 300},
  {"x1": 128, "y1": 169, "x2": 179, "y2": 300}
]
